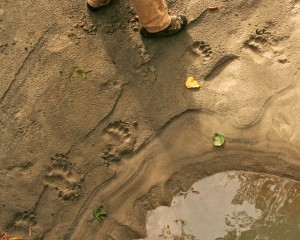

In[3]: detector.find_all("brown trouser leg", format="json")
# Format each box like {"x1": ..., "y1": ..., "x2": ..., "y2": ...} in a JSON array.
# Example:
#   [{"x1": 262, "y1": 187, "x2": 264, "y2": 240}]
[
  {"x1": 87, "y1": 0, "x2": 171, "y2": 33},
  {"x1": 130, "y1": 0, "x2": 171, "y2": 33}
]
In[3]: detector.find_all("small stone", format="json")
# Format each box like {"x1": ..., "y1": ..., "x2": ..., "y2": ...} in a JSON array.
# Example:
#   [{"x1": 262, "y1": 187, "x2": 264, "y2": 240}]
[{"x1": 277, "y1": 56, "x2": 288, "y2": 64}]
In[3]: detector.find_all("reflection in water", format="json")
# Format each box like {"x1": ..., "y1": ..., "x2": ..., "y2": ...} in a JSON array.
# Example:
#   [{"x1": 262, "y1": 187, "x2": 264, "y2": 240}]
[{"x1": 139, "y1": 172, "x2": 300, "y2": 240}]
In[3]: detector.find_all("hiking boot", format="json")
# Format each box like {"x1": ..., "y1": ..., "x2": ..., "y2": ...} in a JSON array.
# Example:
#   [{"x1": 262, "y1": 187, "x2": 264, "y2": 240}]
[
  {"x1": 140, "y1": 15, "x2": 187, "y2": 38},
  {"x1": 87, "y1": 3, "x2": 99, "y2": 11}
]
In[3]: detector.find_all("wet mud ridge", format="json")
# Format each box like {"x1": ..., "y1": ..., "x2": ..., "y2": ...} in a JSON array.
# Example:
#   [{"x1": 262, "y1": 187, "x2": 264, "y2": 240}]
[{"x1": 1, "y1": 0, "x2": 300, "y2": 239}]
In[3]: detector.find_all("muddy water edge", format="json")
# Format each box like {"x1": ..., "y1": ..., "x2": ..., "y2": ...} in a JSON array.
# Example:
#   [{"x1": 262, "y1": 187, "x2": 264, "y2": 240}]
[{"x1": 140, "y1": 171, "x2": 300, "y2": 240}]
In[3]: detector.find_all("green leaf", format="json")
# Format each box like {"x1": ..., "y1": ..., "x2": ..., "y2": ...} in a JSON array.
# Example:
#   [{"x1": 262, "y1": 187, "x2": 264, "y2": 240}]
[
  {"x1": 212, "y1": 133, "x2": 225, "y2": 147},
  {"x1": 93, "y1": 205, "x2": 108, "y2": 221},
  {"x1": 73, "y1": 68, "x2": 87, "y2": 80}
]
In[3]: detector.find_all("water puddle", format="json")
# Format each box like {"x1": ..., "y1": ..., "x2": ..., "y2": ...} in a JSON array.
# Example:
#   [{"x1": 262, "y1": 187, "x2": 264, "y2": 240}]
[{"x1": 139, "y1": 172, "x2": 300, "y2": 240}]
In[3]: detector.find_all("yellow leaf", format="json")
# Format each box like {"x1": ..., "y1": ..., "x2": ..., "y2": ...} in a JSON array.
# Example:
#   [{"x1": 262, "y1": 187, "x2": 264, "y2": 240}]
[{"x1": 185, "y1": 76, "x2": 201, "y2": 89}]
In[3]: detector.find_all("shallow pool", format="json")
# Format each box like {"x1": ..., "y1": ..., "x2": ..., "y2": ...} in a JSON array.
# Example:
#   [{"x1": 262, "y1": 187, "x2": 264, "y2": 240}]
[{"x1": 139, "y1": 172, "x2": 300, "y2": 240}]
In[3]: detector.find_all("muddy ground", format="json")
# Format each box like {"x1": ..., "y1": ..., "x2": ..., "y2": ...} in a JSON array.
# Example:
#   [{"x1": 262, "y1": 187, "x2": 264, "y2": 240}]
[{"x1": 1, "y1": 0, "x2": 300, "y2": 239}]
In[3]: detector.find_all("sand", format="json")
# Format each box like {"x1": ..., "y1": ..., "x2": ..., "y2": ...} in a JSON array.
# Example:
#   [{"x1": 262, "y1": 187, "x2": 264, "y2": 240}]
[{"x1": 1, "y1": 0, "x2": 300, "y2": 239}]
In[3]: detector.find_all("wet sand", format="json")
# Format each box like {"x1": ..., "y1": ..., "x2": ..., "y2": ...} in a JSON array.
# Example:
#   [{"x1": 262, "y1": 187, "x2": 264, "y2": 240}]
[{"x1": 1, "y1": 0, "x2": 300, "y2": 239}]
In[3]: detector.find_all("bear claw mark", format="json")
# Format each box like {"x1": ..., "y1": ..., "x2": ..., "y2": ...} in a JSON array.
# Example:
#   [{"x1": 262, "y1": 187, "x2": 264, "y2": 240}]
[
  {"x1": 44, "y1": 154, "x2": 83, "y2": 200},
  {"x1": 102, "y1": 121, "x2": 136, "y2": 162},
  {"x1": 7, "y1": 211, "x2": 37, "y2": 237},
  {"x1": 190, "y1": 41, "x2": 213, "y2": 60},
  {"x1": 244, "y1": 27, "x2": 285, "y2": 52},
  {"x1": 15, "y1": 211, "x2": 37, "y2": 228}
]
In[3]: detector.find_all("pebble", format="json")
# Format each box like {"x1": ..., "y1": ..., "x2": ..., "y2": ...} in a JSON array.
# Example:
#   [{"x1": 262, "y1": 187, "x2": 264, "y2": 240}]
[{"x1": 277, "y1": 56, "x2": 288, "y2": 64}]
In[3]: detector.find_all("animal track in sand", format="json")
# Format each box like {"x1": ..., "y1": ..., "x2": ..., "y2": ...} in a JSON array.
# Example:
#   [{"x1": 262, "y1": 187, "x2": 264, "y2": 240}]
[
  {"x1": 102, "y1": 14, "x2": 127, "y2": 35},
  {"x1": 75, "y1": 14, "x2": 97, "y2": 34},
  {"x1": 0, "y1": 42, "x2": 9, "y2": 54},
  {"x1": 244, "y1": 28, "x2": 272, "y2": 51},
  {"x1": 102, "y1": 121, "x2": 136, "y2": 162},
  {"x1": 190, "y1": 40, "x2": 213, "y2": 61},
  {"x1": 44, "y1": 154, "x2": 83, "y2": 200},
  {"x1": 44, "y1": 34, "x2": 73, "y2": 53},
  {"x1": 244, "y1": 27, "x2": 287, "y2": 63},
  {"x1": 12, "y1": 211, "x2": 37, "y2": 236}
]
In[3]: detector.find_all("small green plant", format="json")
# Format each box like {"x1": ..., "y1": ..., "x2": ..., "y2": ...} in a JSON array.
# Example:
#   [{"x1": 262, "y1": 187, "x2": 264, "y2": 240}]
[
  {"x1": 93, "y1": 205, "x2": 107, "y2": 221},
  {"x1": 212, "y1": 133, "x2": 225, "y2": 147},
  {"x1": 73, "y1": 68, "x2": 87, "y2": 80}
]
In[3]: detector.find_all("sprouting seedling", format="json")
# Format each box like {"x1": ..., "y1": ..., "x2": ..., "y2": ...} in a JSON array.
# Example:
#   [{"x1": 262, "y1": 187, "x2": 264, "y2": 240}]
[
  {"x1": 73, "y1": 68, "x2": 87, "y2": 80},
  {"x1": 93, "y1": 205, "x2": 108, "y2": 221},
  {"x1": 212, "y1": 133, "x2": 225, "y2": 147}
]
